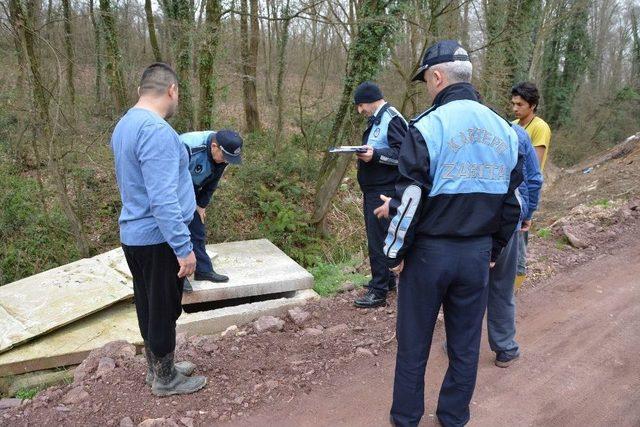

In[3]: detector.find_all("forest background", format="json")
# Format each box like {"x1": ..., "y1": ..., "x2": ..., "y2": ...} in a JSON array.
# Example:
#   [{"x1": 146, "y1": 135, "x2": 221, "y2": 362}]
[{"x1": 1, "y1": 0, "x2": 639, "y2": 288}]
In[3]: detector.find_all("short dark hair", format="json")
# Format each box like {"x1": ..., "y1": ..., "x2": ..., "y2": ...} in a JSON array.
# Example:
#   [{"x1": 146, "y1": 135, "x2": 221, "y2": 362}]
[
  {"x1": 139, "y1": 63, "x2": 178, "y2": 96},
  {"x1": 511, "y1": 82, "x2": 540, "y2": 111}
]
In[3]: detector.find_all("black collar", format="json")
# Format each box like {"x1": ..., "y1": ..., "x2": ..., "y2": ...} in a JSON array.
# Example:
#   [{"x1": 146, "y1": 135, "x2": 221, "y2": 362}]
[
  {"x1": 369, "y1": 102, "x2": 390, "y2": 127},
  {"x1": 432, "y1": 82, "x2": 480, "y2": 107}
]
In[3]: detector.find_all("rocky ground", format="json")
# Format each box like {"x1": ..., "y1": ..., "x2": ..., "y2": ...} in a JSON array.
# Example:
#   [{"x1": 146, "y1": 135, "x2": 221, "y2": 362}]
[{"x1": 2, "y1": 133, "x2": 640, "y2": 427}]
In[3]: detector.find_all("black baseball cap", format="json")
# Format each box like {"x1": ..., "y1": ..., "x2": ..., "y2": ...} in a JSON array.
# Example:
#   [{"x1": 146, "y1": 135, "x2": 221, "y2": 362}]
[
  {"x1": 214, "y1": 129, "x2": 243, "y2": 164},
  {"x1": 412, "y1": 40, "x2": 470, "y2": 82}
]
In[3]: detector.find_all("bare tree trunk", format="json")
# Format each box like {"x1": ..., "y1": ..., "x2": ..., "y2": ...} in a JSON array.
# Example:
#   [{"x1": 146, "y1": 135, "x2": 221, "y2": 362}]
[
  {"x1": 168, "y1": 0, "x2": 195, "y2": 132},
  {"x1": 274, "y1": 0, "x2": 291, "y2": 151},
  {"x1": 145, "y1": 0, "x2": 163, "y2": 62},
  {"x1": 240, "y1": 0, "x2": 261, "y2": 132},
  {"x1": 61, "y1": 0, "x2": 76, "y2": 118},
  {"x1": 197, "y1": 0, "x2": 221, "y2": 129},
  {"x1": 10, "y1": 0, "x2": 91, "y2": 257},
  {"x1": 262, "y1": 0, "x2": 275, "y2": 104},
  {"x1": 311, "y1": 0, "x2": 397, "y2": 232},
  {"x1": 88, "y1": 0, "x2": 103, "y2": 109},
  {"x1": 99, "y1": 0, "x2": 128, "y2": 113}
]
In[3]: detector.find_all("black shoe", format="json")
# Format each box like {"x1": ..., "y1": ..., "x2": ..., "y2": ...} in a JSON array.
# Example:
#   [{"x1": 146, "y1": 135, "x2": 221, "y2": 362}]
[
  {"x1": 354, "y1": 290, "x2": 386, "y2": 308},
  {"x1": 194, "y1": 270, "x2": 229, "y2": 283},
  {"x1": 494, "y1": 352, "x2": 520, "y2": 368},
  {"x1": 183, "y1": 278, "x2": 193, "y2": 293}
]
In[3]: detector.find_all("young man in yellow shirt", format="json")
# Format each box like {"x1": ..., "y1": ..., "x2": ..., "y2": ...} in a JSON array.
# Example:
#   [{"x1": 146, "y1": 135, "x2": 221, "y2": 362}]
[
  {"x1": 511, "y1": 82, "x2": 552, "y2": 170},
  {"x1": 511, "y1": 82, "x2": 552, "y2": 288}
]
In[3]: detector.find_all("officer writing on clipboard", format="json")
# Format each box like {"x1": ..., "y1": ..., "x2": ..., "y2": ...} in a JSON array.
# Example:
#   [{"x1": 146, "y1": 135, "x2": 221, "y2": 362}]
[
  {"x1": 374, "y1": 41, "x2": 523, "y2": 426},
  {"x1": 352, "y1": 81, "x2": 408, "y2": 309}
]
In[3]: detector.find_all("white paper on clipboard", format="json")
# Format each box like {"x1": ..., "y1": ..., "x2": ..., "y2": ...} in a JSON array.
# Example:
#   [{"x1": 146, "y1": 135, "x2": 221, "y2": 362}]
[{"x1": 328, "y1": 146, "x2": 368, "y2": 153}]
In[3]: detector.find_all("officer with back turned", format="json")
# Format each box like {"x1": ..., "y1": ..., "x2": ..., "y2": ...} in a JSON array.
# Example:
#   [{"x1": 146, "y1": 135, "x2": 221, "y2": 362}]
[{"x1": 374, "y1": 40, "x2": 523, "y2": 426}]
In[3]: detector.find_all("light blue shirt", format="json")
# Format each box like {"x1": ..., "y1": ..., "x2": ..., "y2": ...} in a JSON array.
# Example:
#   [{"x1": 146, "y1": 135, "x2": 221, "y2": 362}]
[{"x1": 110, "y1": 108, "x2": 195, "y2": 258}]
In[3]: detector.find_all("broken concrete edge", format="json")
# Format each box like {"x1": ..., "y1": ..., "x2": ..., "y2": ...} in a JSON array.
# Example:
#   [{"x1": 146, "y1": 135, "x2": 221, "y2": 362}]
[
  {"x1": 0, "y1": 289, "x2": 319, "y2": 378},
  {"x1": 181, "y1": 275, "x2": 314, "y2": 304},
  {"x1": 177, "y1": 289, "x2": 320, "y2": 336},
  {"x1": 0, "y1": 295, "x2": 135, "y2": 357}
]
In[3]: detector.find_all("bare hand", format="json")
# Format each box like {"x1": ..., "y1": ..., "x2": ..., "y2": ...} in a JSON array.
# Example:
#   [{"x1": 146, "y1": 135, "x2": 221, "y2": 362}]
[
  {"x1": 374, "y1": 194, "x2": 391, "y2": 219},
  {"x1": 177, "y1": 251, "x2": 196, "y2": 278},
  {"x1": 355, "y1": 146, "x2": 374, "y2": 163},
  {"x1": 390, "y1": 260, "x2": 404, "y2": 274},
  {"x1": 521, "y1": 219, "x2": 531, "y2": 232},
  {"x1": 196, "y1": 206, "x2": 206, "y2": 223},
  {"x1": 490, "y1": 262, "x2": 496, "y2": 269}
]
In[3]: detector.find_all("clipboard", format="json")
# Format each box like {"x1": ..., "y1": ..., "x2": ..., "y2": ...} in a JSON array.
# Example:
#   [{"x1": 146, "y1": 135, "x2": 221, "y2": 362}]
[{"x1": 328, "y1": 146, "x2": 368, "y2": 154}]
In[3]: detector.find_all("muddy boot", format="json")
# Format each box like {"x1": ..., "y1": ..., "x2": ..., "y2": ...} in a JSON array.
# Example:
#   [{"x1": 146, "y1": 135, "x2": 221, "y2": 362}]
[
  {"x1": 151, "y1": 351, "x2": 206, "y2": 396},
  {"x1": 144, "y1": 342, "x2": 197, "y2": 386}
]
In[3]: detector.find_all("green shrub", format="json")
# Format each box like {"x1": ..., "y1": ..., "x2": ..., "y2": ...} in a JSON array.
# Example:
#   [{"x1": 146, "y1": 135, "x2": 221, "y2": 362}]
[
  {"x1": 310, "y1": 259, "x2": 369, "y2": 296},
  {"x1": 15, "y1": 387, "x2": 40, "y2": 400},
  {"x1": 0, "y1": 165, "x2": 79, "y2": 285},
  {"x1": 536, "y1": 227, "x2": 552, "y2": 239}
]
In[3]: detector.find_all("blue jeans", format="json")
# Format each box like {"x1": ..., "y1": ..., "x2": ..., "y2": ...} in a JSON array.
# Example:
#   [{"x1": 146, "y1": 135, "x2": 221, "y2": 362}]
[
  {"x1": 487, "y1": 233, "x2": 520, "y2": 357},
  {"x1": 391, "y1": 236, "x2": 491, "y2": 427},
  {"x1": 516, "y1": 231, "x2": 528, "y2": 276}
]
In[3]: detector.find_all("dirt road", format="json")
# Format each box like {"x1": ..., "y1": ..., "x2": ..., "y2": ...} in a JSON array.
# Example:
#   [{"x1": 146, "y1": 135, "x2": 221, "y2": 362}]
[{"x1": 232, "y1": 229, "x2": 640, "y2": 427}]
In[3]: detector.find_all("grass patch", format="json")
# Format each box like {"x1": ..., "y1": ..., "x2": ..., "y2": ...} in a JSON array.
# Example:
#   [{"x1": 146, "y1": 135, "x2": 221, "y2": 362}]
[
  {"x1": 555, "y1": 235, "x2": 571, "y2": 249},
  {"x1": 310, "y1": 259, "x2": 369, "y2": 296},
  {"x1": 536, "y1": 227, "x2": 552, "y2": 239},
  {"x1": 14, "y1": 387, "x2": 40, "y2": 400},
  {"x1": 591, "y1": 199, "x2": 612, "y2": 208}
]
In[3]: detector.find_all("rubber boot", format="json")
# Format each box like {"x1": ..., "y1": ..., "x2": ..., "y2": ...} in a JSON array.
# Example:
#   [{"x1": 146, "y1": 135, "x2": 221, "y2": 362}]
[
  {"x1": 151, "y1": 351, "x2": 206, "y2": 396},
  {"x1": 144, "y1": 342, "x2": 197, "y2": 386}
]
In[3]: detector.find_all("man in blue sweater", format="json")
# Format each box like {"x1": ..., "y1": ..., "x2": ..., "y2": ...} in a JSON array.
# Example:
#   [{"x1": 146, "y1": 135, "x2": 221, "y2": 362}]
[
  {"x1": 180, "y1": 129, "x2": 243, "y2": 286},
  {"x1": 110, "y1": 63, "x2": 206, "y2": 396}
]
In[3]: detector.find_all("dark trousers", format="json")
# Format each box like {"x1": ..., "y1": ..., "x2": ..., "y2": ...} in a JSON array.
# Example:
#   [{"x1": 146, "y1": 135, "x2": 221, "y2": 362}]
[
  {"x1": 363, "y1": 190, "x2": 395, "y2": 296},
  {"x1": 122, "y1": 242, "x2": 184, "y2": 358},
  {"x1": 391, "y1": 236, "x2": 491, "y2": 427},
  {"x1": 188, "y1": 211, "x2": 213, "y2": 274}
]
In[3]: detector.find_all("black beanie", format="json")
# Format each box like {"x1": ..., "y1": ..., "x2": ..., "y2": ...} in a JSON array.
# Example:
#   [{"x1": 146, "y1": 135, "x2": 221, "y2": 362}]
[{"x1": 354, "y1": 81, "x2": 383, "y2": 105}]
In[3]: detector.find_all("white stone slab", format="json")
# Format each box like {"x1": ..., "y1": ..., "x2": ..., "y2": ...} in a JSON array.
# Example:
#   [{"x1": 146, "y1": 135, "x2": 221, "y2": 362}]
[
  {"x1": 182, "y1": 239, "x2": 314, "y2": 304},
  {"x1": 0, "y1": 258, "x2": 133, "y2": 354},
  {"x1": 177, "y1": 289, "x2": 320, "y2": 336},
  {"x1": 93, "y1": 247, "x2": 218, "y2": 280},
  {"x1": 92, "y1": 247, "x2": 133, "y2": 279},
  {"x1": 0, "y1": 302, "x2": 141, "y2": 377},
  {"x1": 0, "y1": 290, "x2": 319, "y2": 377}
]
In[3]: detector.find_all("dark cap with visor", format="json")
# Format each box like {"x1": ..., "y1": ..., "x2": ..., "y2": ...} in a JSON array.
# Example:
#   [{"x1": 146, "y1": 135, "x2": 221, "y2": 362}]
[{"x1": 412, "y1": 40, "x2": 470, "y2": 82}]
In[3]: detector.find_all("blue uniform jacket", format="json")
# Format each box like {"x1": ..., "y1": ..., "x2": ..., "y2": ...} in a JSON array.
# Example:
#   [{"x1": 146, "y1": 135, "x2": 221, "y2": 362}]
[
  {"x1": 383, "y1": 83, "x2": 524, "y2": 265},
  {"x1": 358, "y1": 103, "x2": 408, "y2": 193},
  {"x1": 180, "y1": 131, "x2": 227, "y2": 209},
  {"x1": 513, "y1": 124, "x2": 543, "y2": 225}
]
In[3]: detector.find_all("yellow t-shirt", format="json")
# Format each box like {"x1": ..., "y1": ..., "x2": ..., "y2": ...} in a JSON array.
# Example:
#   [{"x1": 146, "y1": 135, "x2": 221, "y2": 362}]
[{"x1": 513, "y1": 116, "x2": 552, "y2": 170}]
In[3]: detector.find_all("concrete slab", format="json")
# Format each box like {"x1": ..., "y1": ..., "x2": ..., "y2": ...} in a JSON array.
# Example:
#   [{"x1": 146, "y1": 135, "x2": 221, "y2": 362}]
[
  {"x1": 177, "y1": 289, "x2": 320, "y2": 336},
  {"x1": 0, "y1": 258, "x2": 133, "y2": 354},
  {"x1": 0, "y1": 290, "x2": 319, "y2": 377},
  {"x1": 93, "y1": 247, "x2": 218, "y2": 279},
  {"x1": 92, "y1": 247, "x2": 132, "y2": 279},
  {"x1": 183, "y1": 239, "x2": 314, "y2": 304},
  {"x1": 0, "y1": 302, "x2": 141, "y2": 377}
]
